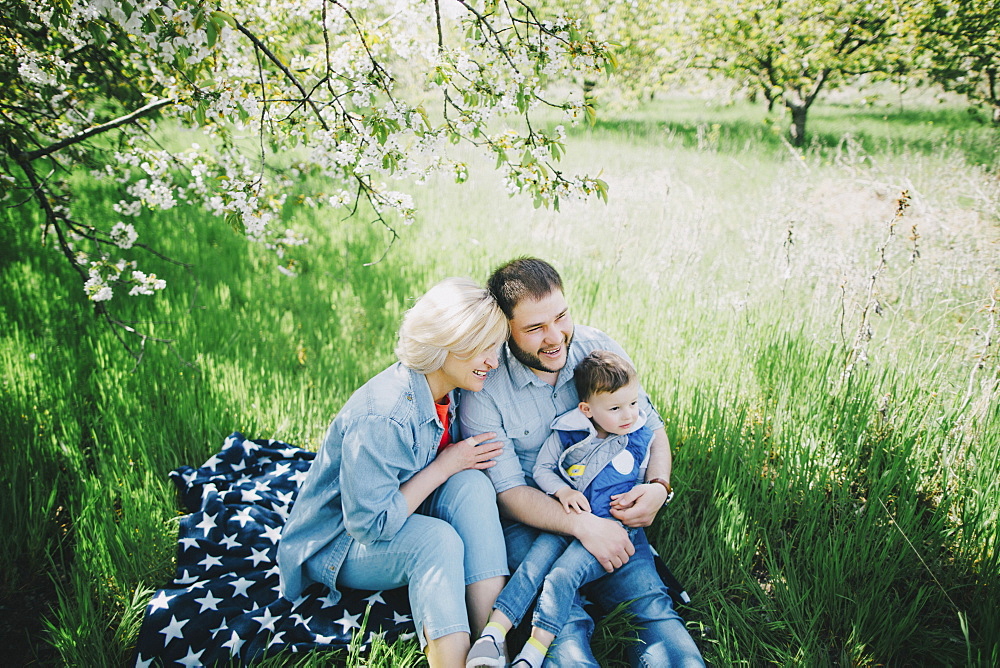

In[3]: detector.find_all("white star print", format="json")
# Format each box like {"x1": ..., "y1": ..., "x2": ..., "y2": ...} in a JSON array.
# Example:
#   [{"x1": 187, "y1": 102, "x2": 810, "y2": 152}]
[
  {"x1": 222, "y1": 630, "x2": 245, "y2": 656},
  {"x1": 363, "y1": 591, "x2": 385, "y2": 607},
  {"x1": 291, "y1": 613, "x2": 313, "y2": 628},
  {"x1": 255, "y1": 607, "x2": 279, "y2": 632},
  {"x1": 260, "y1": 524, "x2": 283, "y2": 544},
  {"x1": 232, "y1": 507, "x2": 254, "y2": 527},
  {"x1": 148, "y1": 590, "x2": 171, "y2": 612},
  {"x1": 159, "y1": 615, "x2": 188, "y2": 644},
  {"x1": 230, "y1": 576, "x2": 254, "y2": 598},
  {"x1": 198, "y1": 553, "x2": 223, "y2": 569},
  {"x1": 195, "y1": 512, "x2": 218, "y2": 536},
  {"x1": 335, "y1": 610, "x2": 362, "y2": 634},
  {"x1": 194, "y1": 590, "x2": 223, "y2": 612},
  {"x1": 178, "y1": 646, "x2": 205, "y2": 666},
  {"x1": 247, "y1": 546, "x2": 271, "y2": 567}
]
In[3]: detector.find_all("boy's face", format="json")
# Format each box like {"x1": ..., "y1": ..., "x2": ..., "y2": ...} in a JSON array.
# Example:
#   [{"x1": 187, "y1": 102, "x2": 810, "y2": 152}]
[{"x1": 579, "y1": 381, "x2": 641, "y2": 438}]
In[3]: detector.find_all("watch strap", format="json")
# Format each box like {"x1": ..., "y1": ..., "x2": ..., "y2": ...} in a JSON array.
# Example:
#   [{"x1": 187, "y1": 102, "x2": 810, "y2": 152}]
[{"x1": 648, "y1": 477, "x2": 674, "y2": 505}]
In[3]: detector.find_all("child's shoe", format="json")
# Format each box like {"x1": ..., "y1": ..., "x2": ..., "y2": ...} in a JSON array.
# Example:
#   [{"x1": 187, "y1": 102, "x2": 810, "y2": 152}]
[{"x1": 466, "y1": 633, "x2": 506, "y2": 668}]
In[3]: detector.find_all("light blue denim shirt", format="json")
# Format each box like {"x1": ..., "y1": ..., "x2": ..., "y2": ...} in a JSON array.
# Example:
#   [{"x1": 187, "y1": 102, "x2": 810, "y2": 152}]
[
  {"x1": 278, "y1": 362, "x2": 452, "y2": 602},
  {"x1": 459, "y1": 325, "x2": 663, "y2": 495}
]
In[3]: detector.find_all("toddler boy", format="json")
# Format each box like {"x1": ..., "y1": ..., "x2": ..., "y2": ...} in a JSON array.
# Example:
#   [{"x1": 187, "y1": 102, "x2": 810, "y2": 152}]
[{"x1": 467, "y1": 350, "x2": 701, "y2": 667}]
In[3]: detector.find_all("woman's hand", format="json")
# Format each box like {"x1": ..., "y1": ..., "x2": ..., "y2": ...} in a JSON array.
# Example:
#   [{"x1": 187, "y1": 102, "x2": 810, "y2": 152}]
[
  {"x1": 434, "y1": 432, "x2": 503, "y2": 477},
  {"x1": 554, "y1": 486, "x2": 591, "y2": 514}
]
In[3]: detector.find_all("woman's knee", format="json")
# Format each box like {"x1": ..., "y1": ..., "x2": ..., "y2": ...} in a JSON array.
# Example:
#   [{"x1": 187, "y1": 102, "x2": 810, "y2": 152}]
[{"x1": 416, "y1": 519, "x2": 464, "y2": 562}]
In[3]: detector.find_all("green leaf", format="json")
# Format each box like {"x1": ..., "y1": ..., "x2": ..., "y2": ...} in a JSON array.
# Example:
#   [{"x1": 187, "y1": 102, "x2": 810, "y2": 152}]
[
  {"x1": 226, "y1": 212, "x2": 245, "y2": 235},
  {"x1": 211, "y1": 10, "x2": 238, "y2": 29},
  {"x1": 206, "y1": 20, "x2": 218, "y2": 48}
]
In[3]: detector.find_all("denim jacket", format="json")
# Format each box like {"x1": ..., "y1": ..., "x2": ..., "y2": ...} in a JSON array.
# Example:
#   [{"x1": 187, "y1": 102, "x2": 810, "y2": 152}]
[{"x1": 277, "y1": 363, "x2": 455, "y2": 602}]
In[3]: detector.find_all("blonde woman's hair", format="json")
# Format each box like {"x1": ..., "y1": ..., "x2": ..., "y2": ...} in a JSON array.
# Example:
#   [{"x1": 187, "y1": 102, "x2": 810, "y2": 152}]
[{"x1": 396, "y1": 277, "x2": 509, "y2": 373}]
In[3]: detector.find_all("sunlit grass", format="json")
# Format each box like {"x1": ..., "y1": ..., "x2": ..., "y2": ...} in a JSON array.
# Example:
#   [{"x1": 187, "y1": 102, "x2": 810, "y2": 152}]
[{"x1": 1, "y1": 94, "x2": 998, "y2": 665}]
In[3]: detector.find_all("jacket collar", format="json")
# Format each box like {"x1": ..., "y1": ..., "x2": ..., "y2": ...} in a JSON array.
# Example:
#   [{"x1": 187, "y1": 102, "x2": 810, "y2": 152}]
[{"x1": 400, "y1": 363, "x2": 444, "y2": 427}]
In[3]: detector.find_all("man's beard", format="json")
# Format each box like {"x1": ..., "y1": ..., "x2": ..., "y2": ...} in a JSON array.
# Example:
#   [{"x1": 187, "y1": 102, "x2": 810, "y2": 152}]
[{"x1": 507, "y1": 330, "x2": 574, "y2": 374}]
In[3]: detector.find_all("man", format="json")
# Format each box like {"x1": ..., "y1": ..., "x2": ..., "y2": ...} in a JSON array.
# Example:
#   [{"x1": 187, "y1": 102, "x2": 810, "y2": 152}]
[{"x1": 460, "y1": 258, "x2": 702, "y2": 667}]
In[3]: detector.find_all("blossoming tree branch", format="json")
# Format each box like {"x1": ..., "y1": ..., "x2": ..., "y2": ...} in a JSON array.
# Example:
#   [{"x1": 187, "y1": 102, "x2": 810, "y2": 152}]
[{"x1": 1, "y1": 0, "x2": 612, "y2": 354}]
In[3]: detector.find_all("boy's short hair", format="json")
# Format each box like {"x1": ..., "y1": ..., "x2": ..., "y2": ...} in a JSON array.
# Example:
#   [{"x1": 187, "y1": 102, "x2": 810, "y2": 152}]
[
  {"x1": 396, "y1": 277, "x2": 508, "y2": 374},
  {"x1": 574, "y1": 350, "x2": 637, "y2": 401},
  {"x1": 487, "y1": 257, "x2": 563, "y2": 319}
]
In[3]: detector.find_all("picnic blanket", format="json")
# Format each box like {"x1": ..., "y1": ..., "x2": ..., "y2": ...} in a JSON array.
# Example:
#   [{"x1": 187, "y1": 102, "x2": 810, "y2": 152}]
[{"x1": 133, "y1": 433, "x2": 414, "y2": 667}]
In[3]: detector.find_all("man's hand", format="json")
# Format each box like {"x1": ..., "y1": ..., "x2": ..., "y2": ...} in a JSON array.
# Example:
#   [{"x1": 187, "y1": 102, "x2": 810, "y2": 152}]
[
  {"x1": 554, "y1": 487, "x2": 591, "y2": 514},
  {"x1": 573, "y1": 512, "x2": 634, "y2": 573},
  {"x1": 609, "y1": 482, "x2": 668, "y2": 527}
]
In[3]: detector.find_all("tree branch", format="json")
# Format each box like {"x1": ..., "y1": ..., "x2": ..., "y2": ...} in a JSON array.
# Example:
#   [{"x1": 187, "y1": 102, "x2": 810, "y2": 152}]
[
  {"x1": 231, "y1": 19, "x2": 330, "y2": 132},
  {"x1": 21, "y1": 98, "x2": 174, "y2": 163}
]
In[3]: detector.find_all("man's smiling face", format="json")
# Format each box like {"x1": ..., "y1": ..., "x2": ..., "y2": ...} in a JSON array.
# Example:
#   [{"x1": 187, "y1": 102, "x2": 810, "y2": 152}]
[{"x1": 507, "y1": 289, "x2": 574, "y2": 378}]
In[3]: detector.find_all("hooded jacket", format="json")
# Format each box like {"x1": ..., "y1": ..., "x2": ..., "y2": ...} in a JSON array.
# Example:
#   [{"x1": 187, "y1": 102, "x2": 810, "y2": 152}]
[{"x1": 533, "y1": 407, "x2": 652, "y2": 518}]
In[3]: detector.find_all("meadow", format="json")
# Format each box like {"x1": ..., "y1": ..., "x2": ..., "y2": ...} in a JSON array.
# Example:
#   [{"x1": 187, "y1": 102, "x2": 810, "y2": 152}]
[{"x1": 1, "y1": 92, "x2": 999, "y2": 666}]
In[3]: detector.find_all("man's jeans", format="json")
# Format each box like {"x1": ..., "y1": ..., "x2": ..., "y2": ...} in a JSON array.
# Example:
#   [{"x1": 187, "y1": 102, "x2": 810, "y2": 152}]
[{"x1": 501, "y1": 521, "x2": 704, "y2": 667}]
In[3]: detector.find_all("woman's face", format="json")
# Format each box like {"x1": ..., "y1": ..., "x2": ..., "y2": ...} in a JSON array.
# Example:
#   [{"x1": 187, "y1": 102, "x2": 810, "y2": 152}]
[{"x1": 439, "y1": 345, "x2": 501, "y2": 393}]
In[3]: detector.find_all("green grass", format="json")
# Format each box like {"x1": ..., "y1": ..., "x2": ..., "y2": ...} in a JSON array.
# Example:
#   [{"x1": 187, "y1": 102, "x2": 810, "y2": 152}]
[{"x1": 2, "y1": 94, "x2": 999, "y2": 665}]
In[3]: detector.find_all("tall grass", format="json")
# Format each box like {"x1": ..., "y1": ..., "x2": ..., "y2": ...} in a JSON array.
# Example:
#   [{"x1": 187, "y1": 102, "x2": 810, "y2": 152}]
[{"x1": 1, "y1": 96, "x2": 998, "y2": 665}]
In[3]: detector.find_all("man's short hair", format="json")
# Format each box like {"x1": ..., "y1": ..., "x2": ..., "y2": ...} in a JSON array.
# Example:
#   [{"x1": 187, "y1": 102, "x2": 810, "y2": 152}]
[
  {"x1": 574, "y1": 350, "x2": 637, "y2": 401},
  {"x1": 487, "y1": 257, "x2": 563, "y2": 319}
]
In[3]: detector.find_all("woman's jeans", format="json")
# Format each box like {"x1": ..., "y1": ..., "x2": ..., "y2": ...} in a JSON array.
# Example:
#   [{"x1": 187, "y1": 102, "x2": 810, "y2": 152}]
[
  {"x1": 501, "y1": 521, "x2": 704, "y2": 667},
  {"x1": 313, "y1": 470, "x2": 507, "y2": 647}
]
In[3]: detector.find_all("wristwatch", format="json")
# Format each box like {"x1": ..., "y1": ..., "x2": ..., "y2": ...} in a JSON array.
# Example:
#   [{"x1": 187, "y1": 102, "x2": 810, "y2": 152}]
[{"x1": 648, "y1": 477, "x2": 674, "y2": 505}]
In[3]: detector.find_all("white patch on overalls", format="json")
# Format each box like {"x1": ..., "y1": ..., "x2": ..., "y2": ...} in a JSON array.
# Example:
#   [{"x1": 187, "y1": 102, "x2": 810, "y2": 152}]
[{"x1": 612, "y1": 450, "x2": 635, "y2": 474}]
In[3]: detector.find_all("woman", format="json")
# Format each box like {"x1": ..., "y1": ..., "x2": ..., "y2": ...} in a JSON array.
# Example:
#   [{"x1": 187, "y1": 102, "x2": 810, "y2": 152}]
[{"x1": 278, "y1": 277, "x2": 509, "y2": 667}]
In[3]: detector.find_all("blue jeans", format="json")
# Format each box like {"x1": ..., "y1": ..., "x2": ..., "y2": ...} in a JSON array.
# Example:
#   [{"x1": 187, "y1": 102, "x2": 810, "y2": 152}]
[
  {"x1": 503, "y1": 521, "x2": 704, "y2": 667},
  {"x1": 313, "y1": 470, "x2": 508, "y2": 647}
]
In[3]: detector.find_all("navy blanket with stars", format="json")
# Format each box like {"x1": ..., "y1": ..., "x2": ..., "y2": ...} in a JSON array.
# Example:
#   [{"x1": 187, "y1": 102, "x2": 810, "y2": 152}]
[{"x1": 133, "y1": 432, "x2": 414, "y2": 667}]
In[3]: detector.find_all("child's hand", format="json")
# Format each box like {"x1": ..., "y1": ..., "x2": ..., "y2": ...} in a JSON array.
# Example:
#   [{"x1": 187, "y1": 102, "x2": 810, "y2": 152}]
[{"x1": 554, "y1": 487, "x2": 591, "y2": 514}]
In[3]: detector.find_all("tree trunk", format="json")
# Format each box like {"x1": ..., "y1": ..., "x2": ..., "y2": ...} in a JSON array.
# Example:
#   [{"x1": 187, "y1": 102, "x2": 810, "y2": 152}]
[{"x1": 788, "y1": 101, "x2": 808, "y2": 147}]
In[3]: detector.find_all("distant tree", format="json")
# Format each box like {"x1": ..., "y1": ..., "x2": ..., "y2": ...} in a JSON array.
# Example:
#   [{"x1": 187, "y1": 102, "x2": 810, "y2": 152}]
[
  {"x1": 567, "y1": 0, "x2": 682, "y2": 104},
  {"x1": 909, "y1": 0, "x2": 1000, "y2": 123},
  {"x1": 682, "y1": 0, "x2": 908, "y2": 145},
  {"x1": 0, "y1": 0, "x2": 611, "y2": 356}
]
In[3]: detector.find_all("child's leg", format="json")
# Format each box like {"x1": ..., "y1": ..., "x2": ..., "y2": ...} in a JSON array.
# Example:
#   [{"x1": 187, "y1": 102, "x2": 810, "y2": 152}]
[
  {"x1": 468, "y1": 533, "x2": 570, "y2": 667},
  {"x1": 529, "y1": 537, "x2": 609, "y2": 641},
  {"x1": 491, "y1": 532, "x2": 571, "y2": 627},
  {"x1": 507, "y1": 538, "x2": 609, "y2": 667}
]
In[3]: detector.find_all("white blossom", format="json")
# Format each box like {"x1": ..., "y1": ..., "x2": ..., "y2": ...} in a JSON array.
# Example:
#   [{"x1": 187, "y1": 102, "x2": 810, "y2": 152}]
[{"x1": 110, "y1": 222, "x2": 138, "y2": 249}]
